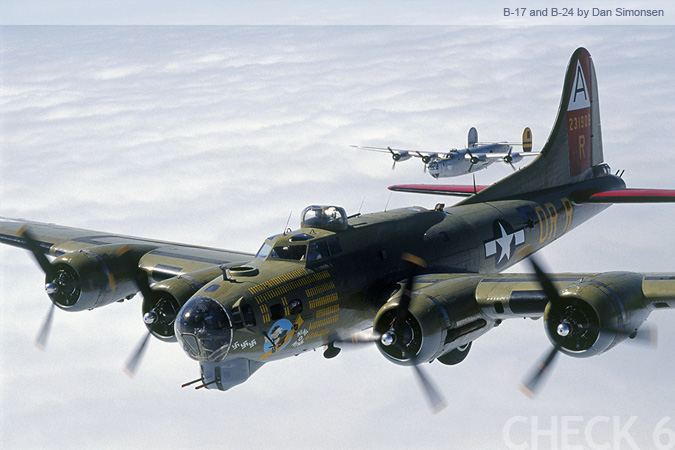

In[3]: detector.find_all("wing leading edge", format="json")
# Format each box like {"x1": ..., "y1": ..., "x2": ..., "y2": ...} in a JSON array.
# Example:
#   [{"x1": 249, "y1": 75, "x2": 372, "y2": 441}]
[
  {"x1": 0, "y1": 217, "x2": 254, "y2": 279},
  {"x1": 573, "y1": 188, "x2": 675, "y2": 203},
  {"x1": 388, "y1": 184, "x2": 488, "y2": 197},
  {"x1": 389, "y1": 185, "x2": 675, "y2": 202}
]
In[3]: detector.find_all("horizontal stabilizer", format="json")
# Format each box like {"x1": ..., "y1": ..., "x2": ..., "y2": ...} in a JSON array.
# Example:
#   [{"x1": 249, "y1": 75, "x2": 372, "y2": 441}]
[
  {"x1": 389, "y1": 184, "x2": 488, "y2": 197},
  {"x1": 575, "y1": 188, "x2": 675, "y2": 203}
]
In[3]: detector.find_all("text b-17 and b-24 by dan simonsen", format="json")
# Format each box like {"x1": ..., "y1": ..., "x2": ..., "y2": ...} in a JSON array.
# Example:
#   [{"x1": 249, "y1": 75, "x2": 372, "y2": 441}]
[{"x1": 1, "y1": 47, "x2": 674, "y2": 412}]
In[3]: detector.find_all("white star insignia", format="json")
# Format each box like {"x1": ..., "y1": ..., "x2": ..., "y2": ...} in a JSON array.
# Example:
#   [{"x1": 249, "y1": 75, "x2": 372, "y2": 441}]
[{"x1": 485, "y1": 221, "x2": 525, "y2": 265}]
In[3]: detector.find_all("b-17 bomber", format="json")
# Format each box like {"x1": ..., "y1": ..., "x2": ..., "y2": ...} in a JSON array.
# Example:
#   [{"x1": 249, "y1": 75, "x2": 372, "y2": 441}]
[{"x1": 2, "y1": 48, "x2": 674, "y2": 411}]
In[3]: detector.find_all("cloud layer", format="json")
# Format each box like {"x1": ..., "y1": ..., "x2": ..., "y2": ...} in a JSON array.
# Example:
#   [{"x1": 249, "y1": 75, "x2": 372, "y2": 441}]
[{"x1": 1, "y1": 26, "x2": 674, "y2": 449}]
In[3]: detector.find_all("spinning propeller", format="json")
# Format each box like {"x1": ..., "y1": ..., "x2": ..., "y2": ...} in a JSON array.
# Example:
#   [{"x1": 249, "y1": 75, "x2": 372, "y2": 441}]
[
  {"x1": 118, "y1": 245, "x2": 178, "y2": 377},
  {"x1": 119, "y1": 246, "x2": 156, "y2": 376},
  {"x1": 503, "y1": 148, "x2": 516, "y2": 171},
  {"x1": 417, "y1": 152, "x2": 435, "y2": 173},
  {"x1": 387, "y1": 147, "x2": 411, "y2": 170},
  {"x1": 16, "y1": 226, "x2": 58, "y2": 349},
  {"x1": 16, "y1": 227, "x2": 175, "y2": 375},
  {"x1": 518, "y1": 258, "x2": 565, "y2": 397},
  {"x1": 330, "y1": 253, "x2": 446, "y2": 412},
  {"x1": 465, "y1": 148, "x2": 480, "y2": 172},
  {"x1": 379, "y1": 253, "x2": 446, "y2": 412},
  {"x1": 520, "y1": 257, "x2": 658, "y2": 398}
]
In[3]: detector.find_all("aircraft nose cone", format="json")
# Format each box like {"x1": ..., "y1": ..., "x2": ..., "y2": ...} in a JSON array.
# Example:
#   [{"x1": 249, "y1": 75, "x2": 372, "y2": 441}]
[{"x1": 175, "y1": 296, "x2": 232, "y2": 362}]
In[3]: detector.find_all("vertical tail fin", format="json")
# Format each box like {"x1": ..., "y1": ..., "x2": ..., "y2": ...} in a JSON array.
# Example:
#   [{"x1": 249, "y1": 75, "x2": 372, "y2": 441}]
[
  {"x1": 462, "y1": 48, "x2": 604, "y2": 203},
  {"x1": 522, "y1": 127, "x2": 532, "y2": 152},
  {"x1": 468, "y1": 127, "x2": 478, "y2": 147}
]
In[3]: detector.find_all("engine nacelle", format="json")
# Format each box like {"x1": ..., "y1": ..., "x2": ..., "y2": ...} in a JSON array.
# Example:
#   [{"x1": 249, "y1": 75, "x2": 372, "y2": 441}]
[
  {"x1": 142, "y1": 266, "x2": 224, "y2": 341},
  {"x1": 544, "y1": 272, "x2": 650, "y2": 358},
  {"x1": 373, "y1": 276, "x2": 489, "y2": 365},
  {"x1": 505, "y1": 152, "x2": 523, "y2": 164},
  {"x1": 46, "y1": 244, "x2": 154, "y2": 311}
]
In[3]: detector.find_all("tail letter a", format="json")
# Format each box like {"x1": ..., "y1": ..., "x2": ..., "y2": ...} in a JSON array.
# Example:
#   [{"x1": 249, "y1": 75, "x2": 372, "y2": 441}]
[{"x1": 566, "y1": 53, "x2": 592, "y2": 176}]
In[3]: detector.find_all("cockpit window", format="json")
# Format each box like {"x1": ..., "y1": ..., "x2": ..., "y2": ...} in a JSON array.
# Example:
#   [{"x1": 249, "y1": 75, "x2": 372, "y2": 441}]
[
  {"x1": 307, "y1": 240, "x2": 330, "y2": 261},
  {"x1": 327, "y1": 236, "x2": 342, "y2": 255},
  {"x1": 306, "y1": 237, "x2": 342, "y2": 262},
  {"x1": 269, "y1": 244, "x2": 307, "y2": 261},
  {"x1": 256, "y1": 242, "x2": 273, "y2": 258}
]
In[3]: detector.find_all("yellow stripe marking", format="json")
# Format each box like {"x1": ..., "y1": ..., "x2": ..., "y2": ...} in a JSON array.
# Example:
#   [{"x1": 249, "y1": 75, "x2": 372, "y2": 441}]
[
  {"x1": 305, "y1": 328, "x2": 331, "y2": 341},
  {"x1": 316, "y1": 304, "x2": 339, "y2": 319},
  {"x1": 306, "y1": 281, "x2": 335, "y2": 298},
  {"x1": 309, "y1": 315, "x2": 338, "y2": 330},
  {"x1": 308, "y1": 293, "x2": 338, "y2": 309},
  {"x1": 253, "y1": 270, "x2": 331, "y2": 304}
]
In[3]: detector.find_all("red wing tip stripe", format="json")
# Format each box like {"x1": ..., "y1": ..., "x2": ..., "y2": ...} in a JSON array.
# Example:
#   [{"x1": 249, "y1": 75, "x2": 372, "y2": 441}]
[
  {"x1": 584, "y1": 189, "x2": 675, "y2": 203},
  {"x1": 389, "y1": 185, "x2": 489, "y2": 196}
]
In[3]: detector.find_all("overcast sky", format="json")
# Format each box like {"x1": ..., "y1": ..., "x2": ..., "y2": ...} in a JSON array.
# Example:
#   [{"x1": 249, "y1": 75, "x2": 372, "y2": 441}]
[{"x1": 1, "y1": 16, "x2": 675, "y2": 450}]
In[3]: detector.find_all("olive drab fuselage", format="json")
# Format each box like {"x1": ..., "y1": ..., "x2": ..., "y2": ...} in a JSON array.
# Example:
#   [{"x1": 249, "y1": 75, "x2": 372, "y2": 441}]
[{"x1": 183, "y1": 174, "x2": 623, "y2": 365}]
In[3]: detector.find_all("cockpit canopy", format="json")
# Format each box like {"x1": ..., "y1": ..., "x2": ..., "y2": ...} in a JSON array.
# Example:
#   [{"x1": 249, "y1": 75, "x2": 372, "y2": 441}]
[{"x1": 301, "y1": 205, "x2": 348, "y2": 231}]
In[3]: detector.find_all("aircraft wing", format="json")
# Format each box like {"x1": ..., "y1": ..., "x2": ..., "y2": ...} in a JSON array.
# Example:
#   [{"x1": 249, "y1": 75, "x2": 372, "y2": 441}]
[
  {"x1": 470, "y1": 272, "x2": 675, "y2": 313},
  {"x1": 379, "y1": 269, "x2": 673, "y2": 375},
  {"x1": 573, "y1": 188, "x2": 675, "y2": 203},
  {"x1": 412, "y1": 271, "x2": 675, "y2": 320},
  {"x1": 394, "y1": 269, "x2": 673, "y2": 398},
  {"x1": 388, "y1": 184, "x2": 488, "y2": 197},
  {"x1": 0, "y1": 217, "x2": 254, "y2": 279},
  {"x1": 483, "y1": 152, "x2": 539, "y2": 160},
  {"x1": 351, "y1": 145, "x2": 438, "y2": 158},
  {"x1": 390, "y1": 185, "x2": 675, "y2": 202}
]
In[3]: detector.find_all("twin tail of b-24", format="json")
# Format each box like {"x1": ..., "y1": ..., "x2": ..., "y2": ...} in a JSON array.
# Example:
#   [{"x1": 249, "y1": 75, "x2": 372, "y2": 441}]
[{"x1": 352, "y1": 126, "x2": 537, "y2": 178}]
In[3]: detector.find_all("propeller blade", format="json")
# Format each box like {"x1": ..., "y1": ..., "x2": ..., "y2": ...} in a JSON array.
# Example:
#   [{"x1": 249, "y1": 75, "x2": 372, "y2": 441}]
[
  {"x1": 411, "y1": 361, "x2": 447, "y2": 413},
  {"x1": 18, "y1": 227, "x2": 59, "y2": 349},
  {"x1": 520, "y1": 257, "x2": 566, "y2": 398},
  {"x1": 528, "y1": 257, "x2": 564, "y2": 310},
  {"x1": 17, "y1": 226, "x2": 55, "y2": 279},
  {"x1": 392, "y1": 160, "x2": 396, "y2": 171},
  {"x1": 334, "y1": 330, "x2": 381, "y2": 345},
  {"x1": 35, "y1": 303, "x2": 56, "y2": 350},
  {"x1": 393, "y1": 253, "x2": 426, "y2": 335},
  {"x1": 520, "y1": 344, "x2": 561, "y2": 398},
  {"x1": 123, "y1": 331, "x2": 152, "y2": 377},
  {"x1": 388, "y1": 254, "x2": 445, "y2": 412},
  {"x1": 395, "y1": 275, "x2": 414, "y2": 329},
  {"x1": 466, "y1": 148, "x2": 479, "y2": 165},
  {"x1": 395, "y1": 341, "x2": 446, "y2": 413},
  {"x1": 117, "y1": 245, "x2": 160, "y2": 377}
]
